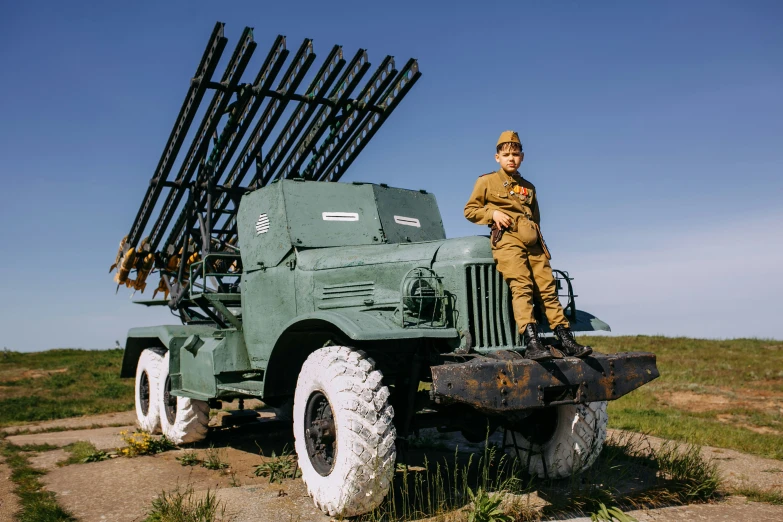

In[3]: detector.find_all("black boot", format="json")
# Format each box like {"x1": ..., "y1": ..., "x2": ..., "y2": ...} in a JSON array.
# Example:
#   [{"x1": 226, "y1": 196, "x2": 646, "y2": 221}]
[
  {"x1": 554, "y1": 325, "x2": 592, "y2": 358},
  {"x1": 522, "y1": 323, "x2": 553, "y2": 361}
]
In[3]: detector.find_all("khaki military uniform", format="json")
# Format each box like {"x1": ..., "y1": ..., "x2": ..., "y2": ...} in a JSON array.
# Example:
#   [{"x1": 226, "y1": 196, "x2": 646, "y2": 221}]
[{"x1": 464, "y1": 168, "x2": 569, "y2": 331}]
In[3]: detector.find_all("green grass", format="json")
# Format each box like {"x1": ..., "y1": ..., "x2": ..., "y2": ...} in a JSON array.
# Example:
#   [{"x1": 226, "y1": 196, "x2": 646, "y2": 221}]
[
  {"x1": 581, "y1": 336, "x2": 783, "y2": 460},
  {"x1": 2, "y1": 338, "x2": 781, "y2": 461},
  {"x1": 359, "y1": 433, "x2": 722, "y2": 521},
  {"x1": 0, "y1": 440, "x2": 76, "y2": 521},
  {"x1": 732, "y1": 485, "x2": 783, "y2": 505},
  {"x1": 59, "y1": 441, "x2": 109, "y2": 466},
  {"x1": 0, "y1": 348, "x2": 134, "y2": 426}
]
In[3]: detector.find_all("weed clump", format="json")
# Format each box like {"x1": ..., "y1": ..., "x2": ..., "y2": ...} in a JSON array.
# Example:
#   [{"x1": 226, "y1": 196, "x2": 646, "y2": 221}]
[
  {"x1": 465, "y1": 486, "x2": 513, "y2": 522},
  {"x1": 732, "y1": 485, "x2": 783, "y2": 505},
  {"x1": 590, "y1": 502, "x2": 638, "y2": 521},
  {"x1": 176, "y1": 450, "x2": 201, "y2": 467},
  {"x1": 118, "y1": 430, "x2": 175, "y2": 457},
  {"x1": 202, "y1": 445, "x2": 228, "y2": 471},
  {"x1": 145, "y1": 485, "x2": 226, "y2": 522},
  {"x1": 654, "y1": 441, "x2": 720, "y2": 502},
  {"x1": 253, "y1": 446, "x2": 300, "y2": 483}
]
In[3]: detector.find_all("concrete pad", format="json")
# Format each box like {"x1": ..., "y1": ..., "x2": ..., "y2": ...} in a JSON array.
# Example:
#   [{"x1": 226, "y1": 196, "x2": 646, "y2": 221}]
[
  {"x1": 1, "y1": 411, "x2": 137, "y2": 435},
  {"x1": 626, "y1": 498, "x2": 783, "y2": 522},
  {"x1": 215, "y1": 482, "x2": 331, "y2": 522},
  {"x1": 27, "y1": 448, "x2": 70, "y2": 471},
  {"x1": 42, "y1": 452, "x2": 229, "y2": 522},
  {"x1": 6, "y1": 425, "x2": 135, "y2": 451}
]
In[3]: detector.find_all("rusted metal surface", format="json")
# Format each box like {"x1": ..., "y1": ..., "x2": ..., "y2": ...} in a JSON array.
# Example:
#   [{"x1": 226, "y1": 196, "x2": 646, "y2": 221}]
[{"x1": 430, "y1": 351, "x2": 659, "y2": 413}]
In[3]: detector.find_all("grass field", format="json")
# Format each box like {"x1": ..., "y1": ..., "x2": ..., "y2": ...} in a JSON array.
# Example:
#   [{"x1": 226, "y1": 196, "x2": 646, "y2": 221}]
[
  {"x1": 1, "y1": 337, "x2": 781, "y2": 459},
  {"x1": 0, "y1": 348, "x2": 133, "y2": 427},
  {"x1": 583, "y1": 336, "x2": 783, "y2": 460}
]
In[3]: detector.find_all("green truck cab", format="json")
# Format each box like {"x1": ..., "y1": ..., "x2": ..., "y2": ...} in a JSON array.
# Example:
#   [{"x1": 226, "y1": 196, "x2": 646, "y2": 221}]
[{"x1": 114, "y1": 25, "x2": 658, "y2": 517}]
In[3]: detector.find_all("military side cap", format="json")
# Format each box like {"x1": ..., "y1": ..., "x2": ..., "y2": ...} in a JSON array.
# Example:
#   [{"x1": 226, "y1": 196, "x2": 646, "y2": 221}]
[{"x1": 497, "y1": 130, "x2": 521, "y2": 148}]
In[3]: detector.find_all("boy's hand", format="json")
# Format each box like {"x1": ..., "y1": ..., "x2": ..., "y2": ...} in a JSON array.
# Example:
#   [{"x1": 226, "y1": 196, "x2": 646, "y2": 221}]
[{"x1": 492, "y1": 210, "x2": 512, "y2": 229}]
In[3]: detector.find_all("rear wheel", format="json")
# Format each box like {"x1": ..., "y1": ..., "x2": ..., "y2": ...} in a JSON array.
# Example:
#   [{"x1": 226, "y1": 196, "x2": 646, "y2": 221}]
[
  {"x1": 134, "y1": 348, "x2": 165, "y2": 433},
  {"x1": 504, "y1": 401, "x2": 608, "y2": 478},
  {"x1": 157, "y1": 351, "x2": 209, "y2": 444},
  {"x1": 293, "y1": 346, "x2": 396, "y2": 517}
]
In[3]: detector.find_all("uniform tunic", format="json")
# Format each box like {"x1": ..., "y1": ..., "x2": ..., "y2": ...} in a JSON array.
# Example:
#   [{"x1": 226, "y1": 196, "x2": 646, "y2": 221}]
[{"x1": 464, "y1": 168, "x2": 568, "y2": 331}]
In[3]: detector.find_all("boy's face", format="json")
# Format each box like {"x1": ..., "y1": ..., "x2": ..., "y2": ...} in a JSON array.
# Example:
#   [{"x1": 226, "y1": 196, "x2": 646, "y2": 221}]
[{"x1": 495, "y1": 147, "x2": 524, "y2": 174}]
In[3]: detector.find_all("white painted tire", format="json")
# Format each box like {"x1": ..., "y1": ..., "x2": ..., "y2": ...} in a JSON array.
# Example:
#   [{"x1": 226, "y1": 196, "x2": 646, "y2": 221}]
[
  {"x1": 158, "y1": 351, "x2": 209, "y2": 444},
  {"x1": 504, "y1": 401, "x2": 608, "y2": 478},
  {"x1": 293, "y1": 346, "x2": 396, "y2": 517},
  {"x1": 134, "y1": 348, "x2": 165, "y2": 434}
]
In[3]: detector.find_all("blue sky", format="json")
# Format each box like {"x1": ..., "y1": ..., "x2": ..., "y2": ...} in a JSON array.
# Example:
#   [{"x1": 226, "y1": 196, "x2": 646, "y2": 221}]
[{"x1": 0, "y1": 1, "x2": 781, "y2": 351}]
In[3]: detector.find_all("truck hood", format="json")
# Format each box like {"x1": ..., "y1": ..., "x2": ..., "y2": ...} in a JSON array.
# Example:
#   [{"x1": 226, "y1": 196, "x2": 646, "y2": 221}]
[
  {"x1": 431, "y1": 235, "x2": 492, "y2": 263},
  {"x1": 296, "y1": 235, "x2": 491, "y2": 271},
  {"x1": 296, "y1": 240, "x2": 447, "y2": 271}
]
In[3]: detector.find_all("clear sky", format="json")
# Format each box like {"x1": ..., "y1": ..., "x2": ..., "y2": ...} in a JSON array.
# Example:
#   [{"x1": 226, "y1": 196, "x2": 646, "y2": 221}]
[{"x1": 1, "y1": 1, "x2": 781, "y2": 351}]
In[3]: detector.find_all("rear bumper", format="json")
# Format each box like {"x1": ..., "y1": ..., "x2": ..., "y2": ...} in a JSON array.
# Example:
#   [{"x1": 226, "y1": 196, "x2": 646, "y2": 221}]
[{"x1": 430, "y1": 351, "x2": 658, "y2": 413}]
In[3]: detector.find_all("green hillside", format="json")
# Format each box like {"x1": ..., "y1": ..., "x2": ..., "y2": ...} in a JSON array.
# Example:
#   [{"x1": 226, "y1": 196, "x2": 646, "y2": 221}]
[{"x1": 1, "y1": 337, "x2": 781, "y2": 458}]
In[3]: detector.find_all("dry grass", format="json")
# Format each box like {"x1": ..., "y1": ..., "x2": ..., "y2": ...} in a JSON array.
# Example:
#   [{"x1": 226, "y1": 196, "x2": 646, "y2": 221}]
[{"x1": 580, "y1": 336, "x2": 783, "y2": 459}]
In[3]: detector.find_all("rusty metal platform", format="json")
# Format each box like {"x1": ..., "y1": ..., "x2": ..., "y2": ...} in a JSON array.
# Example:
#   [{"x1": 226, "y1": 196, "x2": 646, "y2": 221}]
[{"x1": 430, "y1": 351, "x2": 658, "y2": 413}]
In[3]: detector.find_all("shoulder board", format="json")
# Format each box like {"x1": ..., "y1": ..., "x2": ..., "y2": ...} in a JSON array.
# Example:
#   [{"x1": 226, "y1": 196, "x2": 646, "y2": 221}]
[{"x1": 479, "y1": 172, "x2": 495, "y2": 177}]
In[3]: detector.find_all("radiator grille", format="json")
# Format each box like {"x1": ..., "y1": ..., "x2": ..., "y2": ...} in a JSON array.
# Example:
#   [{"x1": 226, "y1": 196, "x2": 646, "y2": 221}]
[{"x1": 465, "y1": 264, "x2": 520, "y2": 349}]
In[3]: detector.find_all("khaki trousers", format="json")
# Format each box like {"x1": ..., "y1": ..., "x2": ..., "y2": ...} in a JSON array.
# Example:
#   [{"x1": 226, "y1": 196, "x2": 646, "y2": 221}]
[{"x1": 492, "y1": 224, "x2": 568, "y2": 331}]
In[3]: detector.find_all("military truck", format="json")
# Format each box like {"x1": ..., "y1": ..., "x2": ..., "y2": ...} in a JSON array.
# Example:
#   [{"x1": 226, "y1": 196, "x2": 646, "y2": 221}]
[{"x1": 111, "y1": 24, "x2": 659, "y2": 517}]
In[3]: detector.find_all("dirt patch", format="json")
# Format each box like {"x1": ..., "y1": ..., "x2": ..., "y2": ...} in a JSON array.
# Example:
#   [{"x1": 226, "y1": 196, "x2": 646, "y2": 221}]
[
  {"x1": 0, "y1": 457, "x2": 20, "y2": 522},
  {"x1": 0, "y1": 368, "x2": 69, "y2": 384},
  {"x1": 624, "y1": 496, "x2": 783, "y2": 522},
  {"x1": 660, "y1": 391, "x2": 732, "y2": 412},
  {"x1": 715, "y1": 414, "x2": 782, "y2": 436},
  {"x1": 658, "y1": 389, "x2": 783, "y2": 417}
]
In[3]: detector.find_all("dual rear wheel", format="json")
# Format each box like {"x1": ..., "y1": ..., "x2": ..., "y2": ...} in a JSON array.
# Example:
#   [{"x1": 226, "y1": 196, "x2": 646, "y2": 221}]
[{"x1": 133, "y1": 348, "x2": 209, "y2": 444}]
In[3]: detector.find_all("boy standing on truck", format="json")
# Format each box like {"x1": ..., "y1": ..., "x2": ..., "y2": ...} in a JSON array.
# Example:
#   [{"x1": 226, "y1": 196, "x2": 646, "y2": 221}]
[{"x1": 464, "y1": 131, "x2": 592, "y2": 361}]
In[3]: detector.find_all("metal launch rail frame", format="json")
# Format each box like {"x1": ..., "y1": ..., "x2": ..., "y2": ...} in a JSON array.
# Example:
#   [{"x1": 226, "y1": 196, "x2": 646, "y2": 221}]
[{"x1": 110, "y1": 22, "x2": 420, "y2": 326}]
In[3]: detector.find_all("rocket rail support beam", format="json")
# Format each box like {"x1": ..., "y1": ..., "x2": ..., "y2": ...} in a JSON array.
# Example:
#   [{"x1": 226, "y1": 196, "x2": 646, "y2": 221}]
[
  {"x1": 149, "y1": 26, "x2": 257, "y2": 252},
  {"x1": 126, "y1": 22, "x2": 227, "y2": 248},
  {"x1": 113, "y1": 23, "x2": 422, "y2": 326}
]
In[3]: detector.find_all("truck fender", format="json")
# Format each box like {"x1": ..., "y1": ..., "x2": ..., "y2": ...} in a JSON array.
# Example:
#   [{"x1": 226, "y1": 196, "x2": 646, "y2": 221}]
[
  {"x1": 276, "y1": 311, "x2": 458, "y2": 342},
  {"x1": 262, "y1": 312, "x2": 458, "y2": 399},
  {"x1": 120, "y1": 325, "x2": 219, "y2": 378}
]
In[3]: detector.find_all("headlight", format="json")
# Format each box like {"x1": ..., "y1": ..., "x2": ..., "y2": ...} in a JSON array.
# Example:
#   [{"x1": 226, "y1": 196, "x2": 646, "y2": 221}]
[{"x1": 402, "y1": 268, "x2": 441, "y2": 318}]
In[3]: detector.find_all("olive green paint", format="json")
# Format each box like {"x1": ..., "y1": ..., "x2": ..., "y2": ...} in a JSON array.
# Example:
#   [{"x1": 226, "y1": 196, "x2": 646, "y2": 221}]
[{"x1": 124, "y1": 180, "x2": 609, "y2": 401}]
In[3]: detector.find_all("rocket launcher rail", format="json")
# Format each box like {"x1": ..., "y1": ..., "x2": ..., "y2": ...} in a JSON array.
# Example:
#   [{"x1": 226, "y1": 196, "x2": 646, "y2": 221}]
[{"x1": 111, "y1": 22, "x2": 420, "y2": 323}]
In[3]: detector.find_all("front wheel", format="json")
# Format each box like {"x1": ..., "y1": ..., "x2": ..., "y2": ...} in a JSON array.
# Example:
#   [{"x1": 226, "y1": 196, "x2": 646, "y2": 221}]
[
  {"x1": 157, "y1": 351, "x2": 209, "y2": 444},
  {"x1": 293, "y1": 346, "x2": 396, "y2": 517},
  {"x1": 504, "y1": 401, "x2": 608, "y2": 478}
]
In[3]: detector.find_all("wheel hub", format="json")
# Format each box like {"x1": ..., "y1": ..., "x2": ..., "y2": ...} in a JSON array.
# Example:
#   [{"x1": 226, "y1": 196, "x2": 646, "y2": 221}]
[
  {"x1": 163, "y1": 375, "x2": 177, "y2": 424},
  {"x1": 139, "y1": 371, "x2": 150, "y2": 416},
  {"x1": 304, "y1": 391, "x2": 337, "y2": 476},
  {"x1": 510, "y1": 407, "x2": 559, "y2": 445}
]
